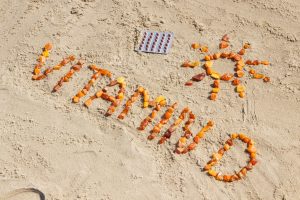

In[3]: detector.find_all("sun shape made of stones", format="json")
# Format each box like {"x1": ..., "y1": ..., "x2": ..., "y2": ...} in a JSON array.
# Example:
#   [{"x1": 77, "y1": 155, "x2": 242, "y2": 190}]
[{"x1": 182, "y1": 34, "x2": 271, "y2": 101}]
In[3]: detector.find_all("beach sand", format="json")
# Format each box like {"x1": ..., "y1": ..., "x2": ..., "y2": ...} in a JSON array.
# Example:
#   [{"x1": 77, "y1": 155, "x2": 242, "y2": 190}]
[{"x1": 0, "y1": 0, "x2": 299, "y2": 199}]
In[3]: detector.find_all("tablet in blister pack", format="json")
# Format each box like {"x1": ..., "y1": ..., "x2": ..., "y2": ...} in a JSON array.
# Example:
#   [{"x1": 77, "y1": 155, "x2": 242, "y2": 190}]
[{"x1": 136, "y1": 31, "x2": 174, "y2": 54}]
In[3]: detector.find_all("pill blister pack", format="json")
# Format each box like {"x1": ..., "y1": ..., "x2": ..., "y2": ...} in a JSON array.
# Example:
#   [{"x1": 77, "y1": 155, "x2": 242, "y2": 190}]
[{"x1": 136, "y1": 31, "x2": 174, "y2": 54}]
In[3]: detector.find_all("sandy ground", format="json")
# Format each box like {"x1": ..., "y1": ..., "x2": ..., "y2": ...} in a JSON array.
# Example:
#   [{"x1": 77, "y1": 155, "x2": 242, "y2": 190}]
[{"x1": 0, "y1": 0, "x2": 300, "y2": 199}]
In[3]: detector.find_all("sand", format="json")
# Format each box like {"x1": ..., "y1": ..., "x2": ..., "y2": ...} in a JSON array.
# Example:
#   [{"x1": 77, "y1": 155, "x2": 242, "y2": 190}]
[{"x1": 0, "y1": 0, "x2": 299, "y2": 199}]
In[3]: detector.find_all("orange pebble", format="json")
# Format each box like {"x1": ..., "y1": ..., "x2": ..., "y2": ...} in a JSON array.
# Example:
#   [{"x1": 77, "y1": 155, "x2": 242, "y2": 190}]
[
  {"x1": 253, "y1": 60, "x2": 260, "y2": 65},
  {"x1": 206, "y1": 68, "x2": 213, "y2": 75},
  {"x1": 249, "y1": 69, "x2": 256, "y2": 74},
  {"x1": 39, "y1": 56, "x2": 46, "y2": 63},
  {"x1": 250, "y1": 159, "x2": 258, "y2": 166},
  {"x1": 200, "y1": 46, "x2": 209, "y2": 52},
  {"x1": 233, "y1": 54, "x2": 242, "y2": 61},
  {"x1": 219, "y1": 41, "x2": 229, "y2": 49},
  {"x1": 213, "y1": 53, "x2": 221, "y2": 59},
  {"x1": 212, "y1": 153, "x2": 222, "y2": 161},
  {"x1": 236, "y1": 64, "x2": 243, "y2": 71},
  {"x1": 194, "y1": 136, "x2": 200, "y2": 144},
  {"x1": 245, "y1": 60, "x2": 252, "y2": 65},
  {"x1": 44, "y1": 43, "x2": 53, "y2": 51},
  {"x1": 238, "y1": 49, "x2": 245, "y2": 55},
  {"x1": 84, "y1": 99, "x2": 92, "y2": 107},
  {"x1": 69, "y1": 55, "x2": 76, "y2": 61},
  {"x1": 210, "y1": 93, "x2": 217, "y2": 101},
  {"x1": 236, "y1": 70, "x2": 244, "y2": 78},
  {"x1": 224, "y1": 144, "x2": 230, "y2": 151},
  {"x1": 182, "y1": 61, "x2": 191, "y2": 68},
  {"x1": 239, "y1": 92, "x2": 245, "y2": 98},
  {"x1": 243, "y1": 43, "x2": 251, "y2": 49},
  {"x1": 53, "y1": 65, "x2": 61, "y2": 70},
  {"x1": 204, "y1": 55, "x2": 211, "y2": 61},
  {"x1": 261, "y1": 60, "x2": 270, "y2": 65},
  {"x1": 231, "y1": 133, "x2": 238, "y2": 139},
  {"x1": 228, "y1": 52, "x2": 235, "y2": 59},
  {"x1": 236, "y1": 60, "x2": 245, "y2": 67},
  {"x1": 232, "y1": 78, "x2": 240, "y2": 86},
  {"x1": 164, "y1": 111, "x2": 172, "y2": 119},
  {"x1": 221, "y1": 52, "x2": 229, "y2": 58},
  {"x1": 34, "y1": 67, "x2": 40, "y2": 75},
  {"x1": 204, "y1": 164, "x2": 212, "y2": 171},
  {"x1": 226, "y1": 139, "x2": 234, "y2": 146},
  {"x1": 191, "y1": 43, "x2": 200, "y2": 49},
  {"x1": 77, "y1": 91, "x2": 85, "y2": 98},
  {"x1": 218, "y1": 148, "x2": 225, "y2": 155},
  {"x1": 253, "y1": 73, "x2": 264, "y2": 79},
  {"x1": 207, "y1": 120, "x2": 214, "y2": 127},
  {"x1": 95, "y1": 91, "x2": 103, "y2": 98},
  {"x1": 250, "y1": 152, "x2": 256, "y2": 159},
  {"x1": 263, "y1": 76, "x2": 270, "y2": 82},
  {"x1": 185, "y1": 81, "x2": 193, "y2": 86},
  {"x1": 241, "y1": 168, "x2": 247, "y2": 176},
  {"x1": 223, "y1": 175, "x2": 231, "y2": 182},
  {"x1": 216, "y1": 174, "x2": 224, "y2": 181},
  {"x1": 222, "y1": 34, "x2": 229, "y2": 42},
  {"x1": 188, "y1": 142, "x2": 197, "y2": 151},
  {"x1": 73, "y1": 96, "x2": 79, "y2": 103},
  {"x1": 242, "y1": 136, "x2": 250, "y2": 143},
  {"x1": 221, "y1": 73, "x2": 233, "y2": 81},
  {"x1": 214, "y1": 80, "x2": 220, "y2": 88},
  {"x1": 238, "y1": 133, "x2": 246, "y2": 140},
  {"x1": 247, "y1": 145, "x2": 257, "y2": 153}
]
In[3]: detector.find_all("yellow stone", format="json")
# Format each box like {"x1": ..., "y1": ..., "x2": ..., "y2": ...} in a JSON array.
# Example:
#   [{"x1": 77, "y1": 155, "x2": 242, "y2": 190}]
[
  {"x1": 231, "y1": 133, "x2": 238, "y2": 139},
  {"x1": 190, "y1": 61, "x2": 200, "y2": 67},
  {"x1": 117, "y1": 93, "x2": 124, "y2": 99},
  {"x1": 96, "y1": 91, "x2": 103, "y2": 98},
  {"x1": 204, "y1": 61, "x2": 213, "y2": 68},
  {"x1": 236, "y1": 60, "x2": 245, "y2": 67},
  {"x1": 155, "y1": 95, "x2": 166, "y2": 103},
  {"x1": 159, "y1": 99, "x2": 166, "y2": 106},
  {"x1": 42, "y1": 50, "x2": 49, "y2": 57},
  {"x1": 200, "y1": 46, "x2": 208, "y2": 52},
  {"x1": 212, "y1": 88, "x2": 220, "y2": 93},
  {"x1": 211, "y1": 73, "x2": 220, "y2": 79},
  {"x1": 73, "y1": 96, "x2": 79, "y2": 103},
  {"x1": 179, "y1": 137, "x2": 187, "y2": 144},
  {"x1": 197, "y1": 130, "x2": 205, "y2": 138},
  {"x1": 143, "y1": 102, "x2": 149, "y2": 108},
  {"x1": 208, "y1": 169, "x2": 217, "y2": 177},
  {"x1": 137, "y1": 86, "x2": 144, "y2": 93},
  {"x1": 84, "y1": 99, "x2": 92, "y2": 107},
  {"x1": 236, "y1": 85, "x2": 245, "y2": 93},
  {"x1": 117, "y1": 76, "x2": 125, "y2": 84}
]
